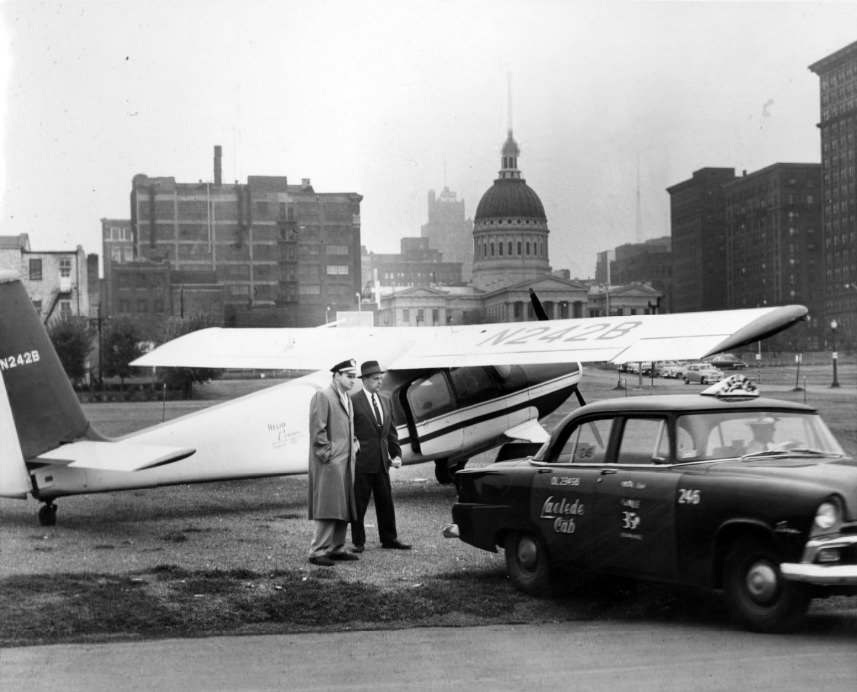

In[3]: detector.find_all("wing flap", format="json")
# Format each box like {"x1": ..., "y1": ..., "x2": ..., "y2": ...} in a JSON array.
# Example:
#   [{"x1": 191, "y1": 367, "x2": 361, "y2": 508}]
[{"x1": 33, "y1": 441, "x2": 195, "y2": 472}]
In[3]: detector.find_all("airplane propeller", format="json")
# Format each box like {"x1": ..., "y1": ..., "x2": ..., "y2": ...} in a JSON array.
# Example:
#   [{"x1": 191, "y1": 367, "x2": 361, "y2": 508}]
[{"x1": 528, "y1": 288, "x2": 549, "y2": 321}]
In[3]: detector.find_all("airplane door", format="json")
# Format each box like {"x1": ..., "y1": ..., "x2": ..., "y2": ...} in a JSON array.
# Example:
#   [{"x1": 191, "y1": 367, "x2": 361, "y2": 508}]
[{"x1": 404, "y1": 371, "x2": 463, "y2": 460}]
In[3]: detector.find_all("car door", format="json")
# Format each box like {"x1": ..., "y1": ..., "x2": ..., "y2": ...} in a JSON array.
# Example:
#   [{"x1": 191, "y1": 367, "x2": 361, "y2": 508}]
[
  {"x1": 589, "y1": 416, "x2": 680, "y2": 578},
  {"x1": 529, "y1": 416, "x2": 614, "y2": 569}
]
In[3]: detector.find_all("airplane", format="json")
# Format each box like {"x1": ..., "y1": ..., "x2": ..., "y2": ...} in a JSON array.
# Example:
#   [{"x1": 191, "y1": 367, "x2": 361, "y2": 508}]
[{"x1": 0, "y1": 269, "x2": 808, "y2": 525}]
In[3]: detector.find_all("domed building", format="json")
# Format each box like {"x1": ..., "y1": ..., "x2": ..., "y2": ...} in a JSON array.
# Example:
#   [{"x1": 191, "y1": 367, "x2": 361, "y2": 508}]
[{"x1": 471, "y1": 130, "x2": 551, "y2": 291}]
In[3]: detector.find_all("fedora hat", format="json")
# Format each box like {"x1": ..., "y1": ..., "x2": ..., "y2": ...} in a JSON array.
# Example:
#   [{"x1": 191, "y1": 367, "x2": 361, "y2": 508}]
[{"x1": 360, "y1": 360, "x2": 386, "y2": 378}]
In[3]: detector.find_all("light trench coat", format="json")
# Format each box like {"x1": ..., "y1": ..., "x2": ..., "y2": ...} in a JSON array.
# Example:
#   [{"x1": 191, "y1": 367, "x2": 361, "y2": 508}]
[{"x1": 307, "y1": 383, "x2": 358, "y2": 521}]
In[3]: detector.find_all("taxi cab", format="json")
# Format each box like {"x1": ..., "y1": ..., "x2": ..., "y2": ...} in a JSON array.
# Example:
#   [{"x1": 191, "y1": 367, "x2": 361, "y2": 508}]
[{"x1": 446, "y1": 376, "x2": 857, "y2": 633}]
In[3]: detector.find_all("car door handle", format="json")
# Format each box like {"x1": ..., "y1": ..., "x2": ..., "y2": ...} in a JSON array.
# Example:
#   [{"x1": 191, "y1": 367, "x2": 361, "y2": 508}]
[
  {"x1": 600, "y1": 468, "x2": 618, "y2": 475},
  {"x1": 537, "y1": 468, "x2": 552, "y2": 474}
]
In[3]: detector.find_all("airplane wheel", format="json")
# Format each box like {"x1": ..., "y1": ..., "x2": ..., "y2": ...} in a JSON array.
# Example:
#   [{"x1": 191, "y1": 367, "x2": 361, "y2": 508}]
[
  {"x1": 434, "y1": 459, "x2": 454, "y2": 485},
  {"x1": 38, "y1": 503, "x2": 57, "y2": 527}
]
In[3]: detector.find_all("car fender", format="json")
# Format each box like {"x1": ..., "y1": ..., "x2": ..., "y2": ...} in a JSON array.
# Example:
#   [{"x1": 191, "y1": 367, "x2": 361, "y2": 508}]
[{"x1": 711, "y1": 518, "x2": 805, "y2": 589}]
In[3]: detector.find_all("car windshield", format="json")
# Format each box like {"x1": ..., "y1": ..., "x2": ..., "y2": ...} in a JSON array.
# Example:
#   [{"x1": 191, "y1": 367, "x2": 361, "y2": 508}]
[{"x1": 674, "y1": 411, "x2": 845, "y2": 462}]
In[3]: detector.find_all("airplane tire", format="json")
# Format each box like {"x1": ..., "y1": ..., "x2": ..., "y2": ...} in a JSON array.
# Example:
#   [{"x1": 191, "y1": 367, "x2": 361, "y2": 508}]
[
  {"x1": 38, "y1": 503, "x2": 57, "y2": 527},
  {"x1": 434, "y1": 459, "x2": 454, "y2": 485}
]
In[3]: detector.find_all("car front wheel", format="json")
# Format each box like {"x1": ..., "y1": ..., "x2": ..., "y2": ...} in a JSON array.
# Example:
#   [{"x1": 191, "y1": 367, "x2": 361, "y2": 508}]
[
  {"x1": 504, "y1": 531, "x2": 552, "y2": 596},
  {"x1": 723, "y1": 536, "x2": 809, "y2": 633}
]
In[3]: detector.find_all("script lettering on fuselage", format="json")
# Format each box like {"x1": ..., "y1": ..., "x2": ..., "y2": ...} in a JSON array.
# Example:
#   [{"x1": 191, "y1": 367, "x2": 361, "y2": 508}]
[
  {"x1": 267, "y1": 421, "x2": 303, "y2": 448},
  {"x1": 476, "y1": 322, "x2": 642, "y2": 348},
  {"x1": 0, "y1": 350, "x2": 40, "y2": 371},
  {"x1": 539, "y1": 495, "x2": 585, "y2": 534}
]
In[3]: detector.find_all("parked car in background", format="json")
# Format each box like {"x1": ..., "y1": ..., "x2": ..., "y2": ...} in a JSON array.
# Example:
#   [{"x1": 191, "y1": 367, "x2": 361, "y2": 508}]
[
  {"x1": 710, "y1": 353, "x2": 748, "y2": 370},
  {"x1": 684, "y1": 362, "x2": 724, "y2": 384},
  {"x1": 446, "y1": 376, "x2": 857, "y2": 633},
  {"x1": 658, "y1": 361, "x2": 684, "y2": 379}
]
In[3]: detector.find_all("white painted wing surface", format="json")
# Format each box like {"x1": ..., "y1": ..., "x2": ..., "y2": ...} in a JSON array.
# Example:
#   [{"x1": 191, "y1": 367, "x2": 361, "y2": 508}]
[{"x1": 131, "y1": 305, "x2": 808, "y2": 371}]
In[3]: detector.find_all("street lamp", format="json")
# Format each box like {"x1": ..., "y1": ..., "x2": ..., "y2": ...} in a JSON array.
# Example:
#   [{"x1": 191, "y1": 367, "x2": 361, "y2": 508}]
[{"x1": 830, "y1": 318, "x2": 840, "y2": 388}]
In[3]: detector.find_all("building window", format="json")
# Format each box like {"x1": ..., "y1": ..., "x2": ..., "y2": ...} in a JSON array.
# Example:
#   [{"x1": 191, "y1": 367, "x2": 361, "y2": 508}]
[
  {"x1": 508, "y1": 242, "x2": 512, "y2": 255},
  {"x1": 326, "y1": 265, "x2": 350, "y2": 275},
  {"x1": 432, "y1": 309, "x2": 439, "y2": 325},
  {"x1": 59, "y1": 258, "x2": 71, "y2": 277},
  {"x1": 298, "y1": 285, "x2": 321, "y2": 295},
  {"x1": 417, "y1": 309, "x2": 424, "y2": 324},
  {"x1": 59, "y1": 301, "x2": 71, "y2": 318},
  {"x1": 327, "y1": 245, "x2": 349, "y2": 255},
  {"x1": 112, "y1": 248, "x2": 122, "y2": 262},
  {"x1": 153, "y1": 299, "x2": 164, "y2": 313},
  {"x1": 32, "y1": 300, "x2": 42, "y2": 314},
  {"x1": 402, "y1": 309, "x2": 410, "y2": 323},
  {"x1": 499, "y1": 243, "x2": 503, "y2": 256},
  {"x1": 29, "y1": 259, "x2": 42, "y2": 281},
  {"x1": 137, "y1": 299, "x2": 147, "y2": 312},
  {"x1": 517, "y1": 241, "x2": 522, "y2": 255}
]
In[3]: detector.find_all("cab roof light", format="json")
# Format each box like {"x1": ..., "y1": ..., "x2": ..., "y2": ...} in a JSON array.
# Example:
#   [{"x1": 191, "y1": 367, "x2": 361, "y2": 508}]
[{"x1": 701, "y1": 374, "x2": 760, "y2": 399}]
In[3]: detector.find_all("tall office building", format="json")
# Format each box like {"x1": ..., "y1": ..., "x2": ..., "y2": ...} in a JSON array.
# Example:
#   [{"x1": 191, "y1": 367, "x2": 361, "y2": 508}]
[
  {"x1": 130, "y1": 146, "x2": 362, "y2": 327},
  {"x1": 471, "y1": 130, "x2": 551, "y2": 291},
  {"x1": 420, "y1": 186, "x2": 473, "y2": 281},
  {"x1": 667, "y1": 167, "x2": 736, "y2": 313},
  {"x1": 723, "y1": 164, "x2": 823, "y2": 342},
  {"x1": 810, "y1": 41, "x2": 857, "y2": 344}
]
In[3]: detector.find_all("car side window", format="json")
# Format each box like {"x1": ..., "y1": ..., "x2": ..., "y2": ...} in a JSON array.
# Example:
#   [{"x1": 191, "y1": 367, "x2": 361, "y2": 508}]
[
  {"x1": 554, "y1": 418, "x2": 612, "y2": 464},
  {"x1": 617, "y1": 418, "x2": 667, "y2": 464}
]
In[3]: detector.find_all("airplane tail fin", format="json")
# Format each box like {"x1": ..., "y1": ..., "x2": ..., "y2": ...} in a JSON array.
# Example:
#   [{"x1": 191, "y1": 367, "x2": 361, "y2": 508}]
[{"x1": 0, "y1": 272, "x2": 95, "y2": 484}]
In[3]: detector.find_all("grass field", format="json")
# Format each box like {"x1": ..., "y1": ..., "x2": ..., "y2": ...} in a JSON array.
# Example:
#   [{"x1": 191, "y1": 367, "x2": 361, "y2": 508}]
[{"x1": 0, "y1": 365, "x2": 855, "y2": 646}]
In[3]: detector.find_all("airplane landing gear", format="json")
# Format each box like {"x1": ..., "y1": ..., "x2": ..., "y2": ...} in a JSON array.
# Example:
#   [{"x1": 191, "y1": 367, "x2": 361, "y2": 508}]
[
  {"x1": 38, "y1": 502, "x2": 57, "y2": 527},
  {"x1": 434, "y1": 459, "x2": 466, "y2": 485}
]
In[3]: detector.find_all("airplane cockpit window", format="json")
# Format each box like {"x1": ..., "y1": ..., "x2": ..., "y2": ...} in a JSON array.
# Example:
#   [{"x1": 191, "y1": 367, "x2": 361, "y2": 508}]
[
  {"x1": 406, "y1": 372, "x2": 455, "y2": 422},
  {"x1": 553, "y1": 418, "x2": 612, "y2": 464},
  {"x1": 449, "y1": 367, "x2": 499, "y2": 405}
]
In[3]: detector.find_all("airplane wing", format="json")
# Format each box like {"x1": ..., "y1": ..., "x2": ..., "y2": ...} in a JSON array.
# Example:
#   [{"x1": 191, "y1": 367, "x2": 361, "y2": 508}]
[
  {"x1": 131, "y1": 305, "x2": 808, "y2": 371},
  {"x1": 33, "y1": 441, "x2": 195, "y2": 471}
]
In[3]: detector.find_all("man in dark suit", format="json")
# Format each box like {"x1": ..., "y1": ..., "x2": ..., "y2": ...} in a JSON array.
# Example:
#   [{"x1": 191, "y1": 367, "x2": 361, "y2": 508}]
[{"x1": 350, "y1": 360, "x2": 410, "y2": 552}]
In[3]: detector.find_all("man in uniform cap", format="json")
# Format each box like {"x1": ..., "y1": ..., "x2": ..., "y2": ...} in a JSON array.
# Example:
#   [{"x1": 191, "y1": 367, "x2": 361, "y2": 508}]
[
  {"x1": 306, "y1": 358, "x2": 360, "y2": 566},
  {"x1": 349, "y1": 360, "x2": 410, "y2": 552}
]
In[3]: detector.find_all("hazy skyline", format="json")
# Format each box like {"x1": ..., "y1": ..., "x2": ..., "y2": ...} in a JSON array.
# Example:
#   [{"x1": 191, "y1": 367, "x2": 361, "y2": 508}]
[{"x1": 2, "y1": 1, "x2": 855, "y2": 279}]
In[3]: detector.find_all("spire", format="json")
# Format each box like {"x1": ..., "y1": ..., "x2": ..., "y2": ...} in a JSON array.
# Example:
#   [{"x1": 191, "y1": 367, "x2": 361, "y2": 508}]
[{"x1": 499, "y1": 73, "x2": 521, "y2": 180}]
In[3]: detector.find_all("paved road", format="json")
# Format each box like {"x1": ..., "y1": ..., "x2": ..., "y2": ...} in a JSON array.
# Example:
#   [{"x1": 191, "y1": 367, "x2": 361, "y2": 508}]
[{"x1": 2, "y1": 622, "x2": 855, "y2": 691}]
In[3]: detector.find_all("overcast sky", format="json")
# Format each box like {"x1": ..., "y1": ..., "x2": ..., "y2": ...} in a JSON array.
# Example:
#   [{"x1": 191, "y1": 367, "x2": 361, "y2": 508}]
[{"x1": 1, "y1": 0, "x2": 855, "y2": 279}]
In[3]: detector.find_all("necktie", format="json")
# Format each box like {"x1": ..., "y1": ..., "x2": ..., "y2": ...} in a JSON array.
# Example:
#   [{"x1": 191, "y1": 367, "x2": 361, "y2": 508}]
[{"x1": 371, "y1": 394, "x2": 382, "y2": 425}]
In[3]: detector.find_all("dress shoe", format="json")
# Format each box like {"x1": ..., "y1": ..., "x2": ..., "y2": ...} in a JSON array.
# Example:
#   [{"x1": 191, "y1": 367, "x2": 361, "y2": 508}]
[
  {"x1": 351, "y1": 545, "x2": 365, "y2": 553},
  {"x1": 329, "y1": 551, "x2": 359, "y2": 561},
  {"x1": 382, "y1": 540, "x2": 411, "y2": 550},
  {"x1": 308, "y1": 555, "x2": 336, "y2": 567}
]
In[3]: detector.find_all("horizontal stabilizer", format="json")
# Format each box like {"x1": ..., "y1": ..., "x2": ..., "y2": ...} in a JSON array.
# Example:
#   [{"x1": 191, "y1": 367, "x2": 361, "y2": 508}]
[
  {"x1": 33, "y1": 441, "x2": 195, "y2": 472},
  {"x1": 505, "y1": 419, "x2": 550, "y2": 443}
]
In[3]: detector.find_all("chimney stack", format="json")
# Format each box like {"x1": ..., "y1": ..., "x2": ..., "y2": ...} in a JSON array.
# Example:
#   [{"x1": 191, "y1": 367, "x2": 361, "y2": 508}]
[{"x1": 214, "y1": 145, "x2": 222, "y2": 185}]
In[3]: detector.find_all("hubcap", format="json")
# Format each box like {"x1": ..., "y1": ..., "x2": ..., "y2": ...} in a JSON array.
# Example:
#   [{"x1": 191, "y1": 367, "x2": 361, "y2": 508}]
[
  {"x1": 745, "y1": 560, "x2": 779, "y2": 604},
  {"x1": 517, "y1": 536, "x2": 539, "y2": 571}
]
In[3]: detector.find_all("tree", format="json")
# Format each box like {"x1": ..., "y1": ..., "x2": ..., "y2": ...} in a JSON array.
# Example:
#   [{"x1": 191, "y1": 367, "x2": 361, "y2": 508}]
[
  {"x1": 47, "y1": 316, "x2": 92, "y2": 384},
  {"x1": 102, "y1": 317, "x2": 144, "y2": 388},
  {"x1": 158, "y1": 313, "x2": 224, "y2": 399}
]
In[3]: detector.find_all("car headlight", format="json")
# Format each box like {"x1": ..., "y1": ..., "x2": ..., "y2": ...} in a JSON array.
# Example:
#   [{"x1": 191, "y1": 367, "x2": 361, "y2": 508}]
[{"x1": 814, "y1": 500, "x2": 840, "y2": 530}]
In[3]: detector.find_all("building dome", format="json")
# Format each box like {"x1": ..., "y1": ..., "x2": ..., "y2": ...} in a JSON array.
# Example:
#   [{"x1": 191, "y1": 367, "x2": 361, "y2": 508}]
[
  {"x1": 475, "y1": 178, "x2": 546, "y2": 220},
  {"x1": 471, "y1": 129, "x2": 551, "y2": 292}
]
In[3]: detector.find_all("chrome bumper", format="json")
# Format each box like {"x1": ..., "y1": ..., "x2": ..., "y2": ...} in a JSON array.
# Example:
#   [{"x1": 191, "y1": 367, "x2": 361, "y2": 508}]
[
  {"x1": 781, "y1": 533, "x2": 857, "y2": 585},
  {"x1": 781, "y1": 563, "x2": 857, "y2": 584}
]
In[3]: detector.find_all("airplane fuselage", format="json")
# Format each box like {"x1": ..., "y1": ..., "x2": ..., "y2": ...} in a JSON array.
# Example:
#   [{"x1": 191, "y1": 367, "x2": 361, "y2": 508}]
[{"x1": 27, "y1": 363, "x2": 580, "y2": 501}]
